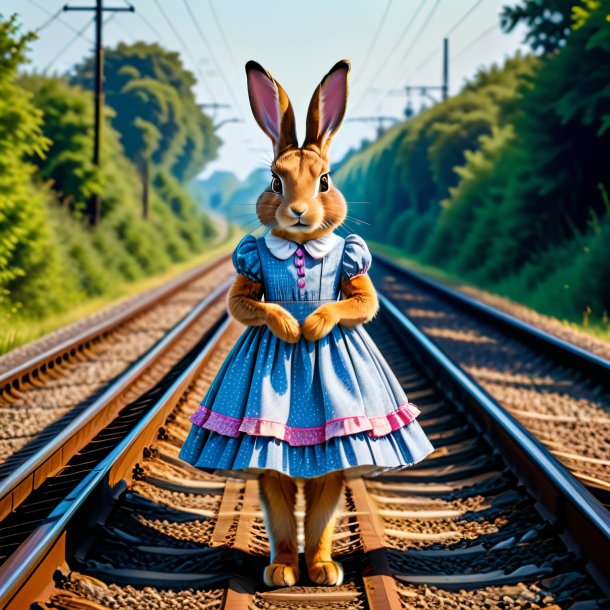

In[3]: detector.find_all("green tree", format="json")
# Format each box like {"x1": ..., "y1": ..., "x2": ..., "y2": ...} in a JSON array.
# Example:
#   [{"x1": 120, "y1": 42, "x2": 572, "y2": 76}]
[
  {"x1": 0, "y1": 15, "x2": 63, "y2": 318},
  {"x1": 19, "y1": 75, "x2": 100, "y2": 215},
  {"x1": 501, "y1": 0, "x2": 576, "y2": 52},
  {"x1": 71, "y1": 42, "x2": 221, "y2": 188}
]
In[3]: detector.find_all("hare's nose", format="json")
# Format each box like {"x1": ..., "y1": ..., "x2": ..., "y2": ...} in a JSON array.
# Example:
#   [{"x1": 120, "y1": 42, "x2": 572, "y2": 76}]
[{"x1": 289, "y1": 204, "x2": 307, "y2": 218}]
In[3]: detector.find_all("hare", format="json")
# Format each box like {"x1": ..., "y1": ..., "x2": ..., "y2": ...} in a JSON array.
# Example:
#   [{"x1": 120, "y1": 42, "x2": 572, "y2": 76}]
[{"x1": 179, "y1": 59, "x2": 434, "y2": 588}]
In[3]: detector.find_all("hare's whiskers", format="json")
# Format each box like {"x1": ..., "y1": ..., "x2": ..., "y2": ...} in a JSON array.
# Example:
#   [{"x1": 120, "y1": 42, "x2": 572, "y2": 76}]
[{"x1": 345, "y1": 215, "x2": 370, "y2": 226}]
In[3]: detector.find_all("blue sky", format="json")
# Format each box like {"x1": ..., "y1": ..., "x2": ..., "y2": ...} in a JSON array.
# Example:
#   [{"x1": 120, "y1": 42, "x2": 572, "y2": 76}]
[{"x1": 8, "y1": 0, "x2": 527, "y2": 180}]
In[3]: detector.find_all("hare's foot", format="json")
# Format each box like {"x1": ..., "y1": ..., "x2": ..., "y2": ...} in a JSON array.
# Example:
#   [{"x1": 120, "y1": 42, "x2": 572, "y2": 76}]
[
  {"x1": 259, "y1": 470, "x2": 299, "y2": 587},
  {"x1": 307, "y1": 560, "x2": 344, "y2": 586},
  {"x1": 304, "y1": 472, "x2": 344, "y2": 587},
  {"x1": 264, "y1": 559, "x2": 299, "y2": 587}
]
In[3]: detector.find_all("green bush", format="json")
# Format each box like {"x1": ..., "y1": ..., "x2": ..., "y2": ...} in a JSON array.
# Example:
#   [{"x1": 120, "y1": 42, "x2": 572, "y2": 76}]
[
  {"x1": 335, "y1": 2, "x2": 610, "y2": 325},
  {"x1": 0, "y1": 15, "x2": 222, "y2": 334}
]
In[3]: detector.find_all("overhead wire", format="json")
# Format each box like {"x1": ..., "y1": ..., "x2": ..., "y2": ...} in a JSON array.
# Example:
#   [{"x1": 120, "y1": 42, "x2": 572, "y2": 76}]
[
  {"x1": 43, "y1": 16, "x2": 95, "y2": 72},
  {"x1": 206, "y1": 0, "x2": 241, "y2": 78},
  {"x1": 446, "y1": 0, "x2": 485, "y2": 37},
  {"x1": 182, "y1": 0, "x2": 244, "y2": 118},
  {"x1": 351, "y1": 0, "x2": 395, "y2": 91},
  {"x1": 34, "y1": 8, "x2": 64, "y2": 34},
  {"x1": 453, "y1": 22, "x2": 499, "y2": 61},
  {"x1": 26, "y1": 0, "x2": 93, "y2": 43},
  {"x1": 350, "y1": 0, "x2": 427, "y2": 115},
  {"x1": 368, "y1": 0, "x2": 443, "y2": 113},
  {"x1": 405, "y1": 0, "x2": 485, "y2": 81},
  {"x1": 151, "y1": 0, "x2": 217, "y2": 104},
  {"x1": 129, "y1": 0, "x2": 167, "y2": 43},
  {"x1": 395, "y1": 0, "x2": 443, "y2": 68}
]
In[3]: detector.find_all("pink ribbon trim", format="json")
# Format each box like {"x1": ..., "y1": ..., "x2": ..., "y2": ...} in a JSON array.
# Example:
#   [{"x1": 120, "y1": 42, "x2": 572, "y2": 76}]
[{"x1": 189, "y1": 401, "x2": 421, "y2": 447}]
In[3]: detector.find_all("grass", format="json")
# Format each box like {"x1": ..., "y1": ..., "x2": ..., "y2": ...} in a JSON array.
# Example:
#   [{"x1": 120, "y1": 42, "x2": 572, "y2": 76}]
[
  {"x1": 370, "y1": 241, "x2": 610, "y2": 346},
  {"x1": 0, "y1": 232, "x2": 241, "y2": 357}
]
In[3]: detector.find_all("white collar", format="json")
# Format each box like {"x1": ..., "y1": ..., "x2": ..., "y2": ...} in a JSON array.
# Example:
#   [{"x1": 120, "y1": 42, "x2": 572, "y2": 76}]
[{"x1": 264, "y1": 232, "x2": 341, "y2": 260}]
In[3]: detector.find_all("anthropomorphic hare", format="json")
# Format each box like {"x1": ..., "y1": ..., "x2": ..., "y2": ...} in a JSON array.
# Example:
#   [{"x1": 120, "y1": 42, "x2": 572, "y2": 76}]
[{"x1": 179, "y1": 60, "x2": 434, "y2": 588}]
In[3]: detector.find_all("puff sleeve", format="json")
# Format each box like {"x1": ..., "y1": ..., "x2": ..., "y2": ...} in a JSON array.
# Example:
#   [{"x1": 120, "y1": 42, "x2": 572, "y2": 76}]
[
  {"x1": 232, "y1": 235, "x2": 262, "y2": 282},
  {"x1": 341, "y1": 234, "x2": 372, "y2": 281}
]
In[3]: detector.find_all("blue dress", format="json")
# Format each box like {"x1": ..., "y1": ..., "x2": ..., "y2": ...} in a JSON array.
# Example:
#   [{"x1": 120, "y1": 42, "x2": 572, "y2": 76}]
[{"x1": 179, "y1": 232, "x2": 434, "y2": 479}]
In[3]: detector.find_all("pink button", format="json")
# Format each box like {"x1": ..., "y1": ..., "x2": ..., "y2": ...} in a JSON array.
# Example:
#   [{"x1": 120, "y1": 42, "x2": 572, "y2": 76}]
[
  {"x1": 294, "y1": 257, "x2": 304, "y2": 267},
  {"x1": 297, "y1": 267, "x2": 305, "y2": 276},
  {"x1": 297, "y1": 278, "x2": 306, "y2": 289},
  {"x1": 296, "y1": 248, "x2": 304, "y2": 257}
]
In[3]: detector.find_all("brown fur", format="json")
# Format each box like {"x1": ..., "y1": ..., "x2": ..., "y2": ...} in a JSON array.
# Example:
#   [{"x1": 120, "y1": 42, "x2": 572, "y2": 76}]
[
  {"x1": 227, "y1": 275, "x2": 300, "y2": 343},
  {"x1": 237, "y1": 59, "x2": 376, "y2": 586},
  {"x1": 259, "y1": 471, "x2": 299, "y2": 586},
  {"x1": 304, "y1": 472, "x2": 344, "y2": 585}
]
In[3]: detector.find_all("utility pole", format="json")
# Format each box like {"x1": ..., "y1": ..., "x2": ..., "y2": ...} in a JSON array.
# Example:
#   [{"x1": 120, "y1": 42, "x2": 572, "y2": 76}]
[
  {"x1": 391, "y1": 37, "x2": 450, "y2": 117},
  {"x1": 442, "y1": 37, "x2": 449, "y2": 101},
  {"x1": 63, "y1": 1, "x2": 134, "y2": 226},
  {"x1": 141, "y1": 158, "x2": 149, "y2": 220}
]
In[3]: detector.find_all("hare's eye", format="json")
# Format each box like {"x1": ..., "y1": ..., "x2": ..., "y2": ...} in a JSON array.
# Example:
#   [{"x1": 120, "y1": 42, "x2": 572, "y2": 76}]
[
  {"x1": 319, "y1": 173, "x2": 330, "y2": 193},
  {"x1": 271, "y1": 175, "x2": 282, "y2": 194}
]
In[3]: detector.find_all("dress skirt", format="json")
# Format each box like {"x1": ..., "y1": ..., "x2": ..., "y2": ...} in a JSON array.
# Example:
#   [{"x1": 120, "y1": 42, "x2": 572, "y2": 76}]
[{"x1": 179, "y1": 321, "x2": 434, "y2": 480}]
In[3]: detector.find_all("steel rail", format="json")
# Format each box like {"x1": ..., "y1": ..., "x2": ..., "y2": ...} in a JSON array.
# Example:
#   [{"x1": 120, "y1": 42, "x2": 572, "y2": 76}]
[
  {"x1": 375, "y1": 253, "x2": 610, "y2": 385},
  {"x1": 379, "y1": 293, "x2": 610, "y2": 594},
  {"x1": 0, "y1": 278, "x2": 233, "y2": 522},
  {"x1": 3, "y1": 289, "x2": 610, "y2": 607},
  {"x1": 0, "y1": 315, "x2": 234, "y2": 609},
  {"x1": 0, "y1": 253, "x2": 232, "y2": 389}
]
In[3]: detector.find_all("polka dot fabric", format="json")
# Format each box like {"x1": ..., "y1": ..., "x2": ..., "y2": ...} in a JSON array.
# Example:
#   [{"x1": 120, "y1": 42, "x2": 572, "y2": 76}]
[{"x1": 180, "y1": 232, "x2": 434, "y2": 479}]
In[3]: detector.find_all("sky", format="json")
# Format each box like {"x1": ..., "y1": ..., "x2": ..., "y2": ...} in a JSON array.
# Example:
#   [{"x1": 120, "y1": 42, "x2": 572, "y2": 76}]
[{"x1": 8, "y1": 0, "x2": 528, "y2": 180}]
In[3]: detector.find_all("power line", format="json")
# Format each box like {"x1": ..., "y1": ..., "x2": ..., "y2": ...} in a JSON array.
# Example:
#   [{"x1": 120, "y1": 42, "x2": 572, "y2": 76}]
[
  {"x1": 62, "y1": 1, "x2": 135, "y2": 226},
  {"x1": 366, "y1": 0, "x2": 443, "y2": 114},
  {"x1": 395, "y1": 0, "x2": 443, "y2": 67},
  {"x1": 406, "y1": 43, "x2": 442, "y2": 79},
  {"x1": 453, "y1": 22, "x2": 498, "y2": 61},
  {"x1": 351, "y1": 0, "x2": 395, "y2": 90},
  {"x1": 182, "y1": 0, "x2": 244, "y2": 117},
  {"x1": 406, "y1": 0, "x2": 485, "y2": 80},
  {"x1": 43, "y1": 16, "x2": 95, "y2": 72},
  {"x1": 26, "y1": 0, "x2": 93, "y2": 43},
  {"x1": 446, "y1": 0, "x2": 484, "y2": 37},
  {"x1": 351, "y1": 0, "x2": 427, "y2": 114},
  {"x1": 107, "y1": 13, "x2": 135, "y2": 42},
  {"x1": 34, "y1": 8, "x2": 64, "y2": 33},
  {"x1": 151, "y1": 0, "x2": 217, "y2": 104},
  {"x1": 206, "y1": 0, "x2": 241, "y2": 77},
  {"x1": 130, "y1": 0, "x2": 167, "y2": 43}
]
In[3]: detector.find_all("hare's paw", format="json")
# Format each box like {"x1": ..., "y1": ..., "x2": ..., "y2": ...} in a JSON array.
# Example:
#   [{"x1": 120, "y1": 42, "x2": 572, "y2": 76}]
[
  {"x1": 266, "y1": 305, "x2": 301, "y2": 343},
  {"x1": 264, "y1": 563, "x2": 299, "y2": 587},
  {"x1": 308, "y1": 560, "x2": 344, "y2": 586},
  {"x1": 302, "y1": 306, "x2": 339, "y2": 342}
]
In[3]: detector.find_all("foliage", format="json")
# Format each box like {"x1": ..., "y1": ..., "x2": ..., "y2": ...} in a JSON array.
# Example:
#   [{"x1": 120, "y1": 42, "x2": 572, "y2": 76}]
[
  {"x1": 19, "y1": 75, "x2": 101, "y2": 214},
  {"x1": 0, "y1": 16, "x2": 220, "y2": 330},
  {"x1": 500, "y1": 0, "x2": 576, "y2": 52},
  {"x1": 70, "y1": 42, "x2": 221, "y2": 182},
  {"x1": 336, "y1": 54, "x2": 536, "y2": 254},
  {"x1": 335, "y1": 1, "x2": 610, "y2": 324},
  {"x1": 0, "y1": 16, "x2": 64, "y2": 320}
]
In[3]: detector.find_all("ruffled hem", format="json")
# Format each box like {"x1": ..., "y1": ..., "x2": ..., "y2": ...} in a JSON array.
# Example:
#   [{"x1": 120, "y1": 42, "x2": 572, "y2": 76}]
[
  {"x1": 179, "y1": 420, "x2": 434, "y2": 479},
  {"x1": 189, "y1": 401, "x2": 421, "y2": 447}
]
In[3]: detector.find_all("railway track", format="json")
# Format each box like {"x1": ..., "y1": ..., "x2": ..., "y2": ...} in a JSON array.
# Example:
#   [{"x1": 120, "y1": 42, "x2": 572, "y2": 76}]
[
  {"x1": 373, "y1": 254, "x2": 610, "y2": 498},
  {"x1": 0, "y1": 254, "x2": 234, "y2": 539},
  {"x1": 0, "y1": 284, "x2": 608, "y2": 609}
]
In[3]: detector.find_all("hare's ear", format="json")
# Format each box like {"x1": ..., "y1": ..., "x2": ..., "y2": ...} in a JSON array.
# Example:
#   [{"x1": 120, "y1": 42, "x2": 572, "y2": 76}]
[
  {"x1": 246, "y1": 61, "x2": 298, "y2": 157},
  {"x1": 303, "y1": 59, "x2": 350, "y2": 155}
]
